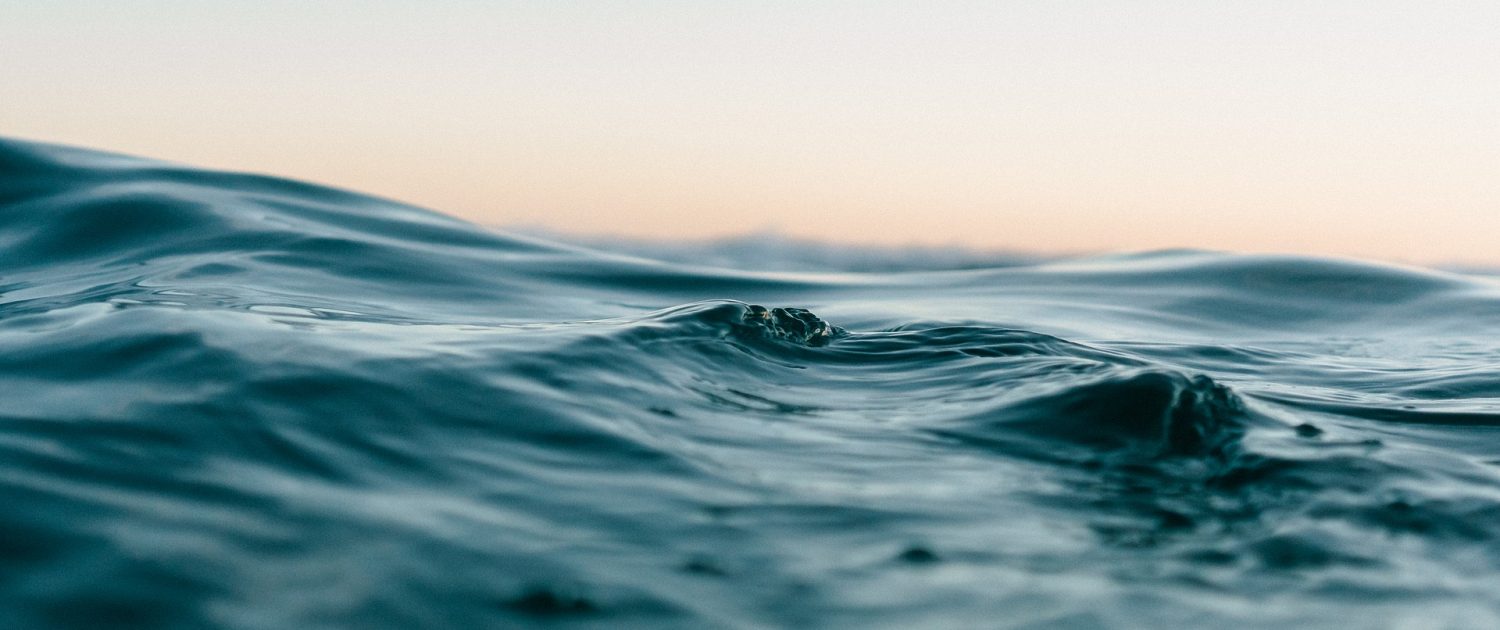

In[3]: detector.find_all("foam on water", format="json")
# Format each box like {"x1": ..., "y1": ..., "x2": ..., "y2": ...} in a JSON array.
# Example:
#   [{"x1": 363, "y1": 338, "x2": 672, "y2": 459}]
[{"x1": 4, "y1": 138, "x2": 1500, "y2": 628}]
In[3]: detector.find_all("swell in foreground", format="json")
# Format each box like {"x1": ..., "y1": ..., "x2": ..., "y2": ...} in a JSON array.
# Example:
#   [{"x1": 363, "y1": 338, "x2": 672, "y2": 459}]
[{"x1": 3, "y1": 139, "x2": 1500, "y2": 628}]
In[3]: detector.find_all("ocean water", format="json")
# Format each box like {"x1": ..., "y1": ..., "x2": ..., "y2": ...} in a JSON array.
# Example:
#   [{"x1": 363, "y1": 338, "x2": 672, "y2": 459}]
[{"x1": 4, "y1": 138, "x2": 1500, "y2": 629}]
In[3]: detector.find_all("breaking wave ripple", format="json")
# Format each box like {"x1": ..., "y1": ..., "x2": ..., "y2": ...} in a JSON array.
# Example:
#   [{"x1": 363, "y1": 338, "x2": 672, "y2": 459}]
[{"x1": 4, "y1": 138, "x2": 1500, "y2": 628}]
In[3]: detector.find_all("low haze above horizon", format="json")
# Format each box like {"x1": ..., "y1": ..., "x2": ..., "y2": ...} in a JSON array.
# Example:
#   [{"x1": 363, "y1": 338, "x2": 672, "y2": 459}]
[{"x1": 4, "y1": 1, "x2": 1497, "y2": 265}]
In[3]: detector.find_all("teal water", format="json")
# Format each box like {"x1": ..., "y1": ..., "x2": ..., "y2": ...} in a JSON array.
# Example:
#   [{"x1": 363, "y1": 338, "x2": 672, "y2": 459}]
[{"x1": 4, "y1": 138, "x2": 1500, "y2": 628}]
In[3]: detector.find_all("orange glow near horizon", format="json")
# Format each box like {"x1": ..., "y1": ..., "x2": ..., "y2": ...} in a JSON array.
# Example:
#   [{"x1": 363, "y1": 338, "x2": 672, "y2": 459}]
[{"x1": 4, "y1": 2, "x2": 1497, "y2": 264}]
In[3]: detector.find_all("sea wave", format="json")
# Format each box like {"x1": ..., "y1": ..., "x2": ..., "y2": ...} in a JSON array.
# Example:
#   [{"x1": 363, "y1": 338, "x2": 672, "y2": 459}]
[{"x1": 4, "y1": 138, "x2": 1500, "y2": 628}]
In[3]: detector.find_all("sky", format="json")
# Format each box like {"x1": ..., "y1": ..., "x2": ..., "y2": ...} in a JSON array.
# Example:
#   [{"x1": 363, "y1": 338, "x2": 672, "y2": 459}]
[{"x1": 3, "y1": 1, "x2": 1497, "y2": 264}]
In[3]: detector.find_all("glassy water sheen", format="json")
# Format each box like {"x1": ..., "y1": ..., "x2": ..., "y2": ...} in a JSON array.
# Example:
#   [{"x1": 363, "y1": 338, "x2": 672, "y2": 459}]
[{"x1": 4, "y1": 138, "x2": 1500, "y2": 629}]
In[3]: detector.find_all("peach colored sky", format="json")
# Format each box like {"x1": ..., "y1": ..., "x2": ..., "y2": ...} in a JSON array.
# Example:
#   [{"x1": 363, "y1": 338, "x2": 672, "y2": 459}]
[{"x1": 4, "y1": 2, "x2": 1497, "y2": 264}]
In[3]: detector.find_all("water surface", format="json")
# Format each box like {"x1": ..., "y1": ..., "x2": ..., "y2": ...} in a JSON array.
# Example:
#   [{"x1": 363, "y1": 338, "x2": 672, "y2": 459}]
[{"x1": 3, "y1": 139, "x2": 1500, "y2": 628}]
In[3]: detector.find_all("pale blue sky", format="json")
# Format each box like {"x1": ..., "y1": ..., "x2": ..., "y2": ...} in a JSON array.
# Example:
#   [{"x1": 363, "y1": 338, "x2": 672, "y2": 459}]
[{"x1": 3, "y1": 1, "x2": 1497, "y2": 263}]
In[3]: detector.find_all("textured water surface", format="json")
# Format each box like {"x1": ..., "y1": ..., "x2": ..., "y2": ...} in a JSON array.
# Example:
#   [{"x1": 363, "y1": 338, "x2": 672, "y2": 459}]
[{"x1": 4, "y1": 139, "x2": 1500, "y2": 628}]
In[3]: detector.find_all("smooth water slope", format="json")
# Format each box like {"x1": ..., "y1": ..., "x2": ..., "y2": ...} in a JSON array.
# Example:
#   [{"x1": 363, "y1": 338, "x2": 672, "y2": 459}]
[{"x1": 3, "y1": 138, "x2": 1500, "y2": 628}]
